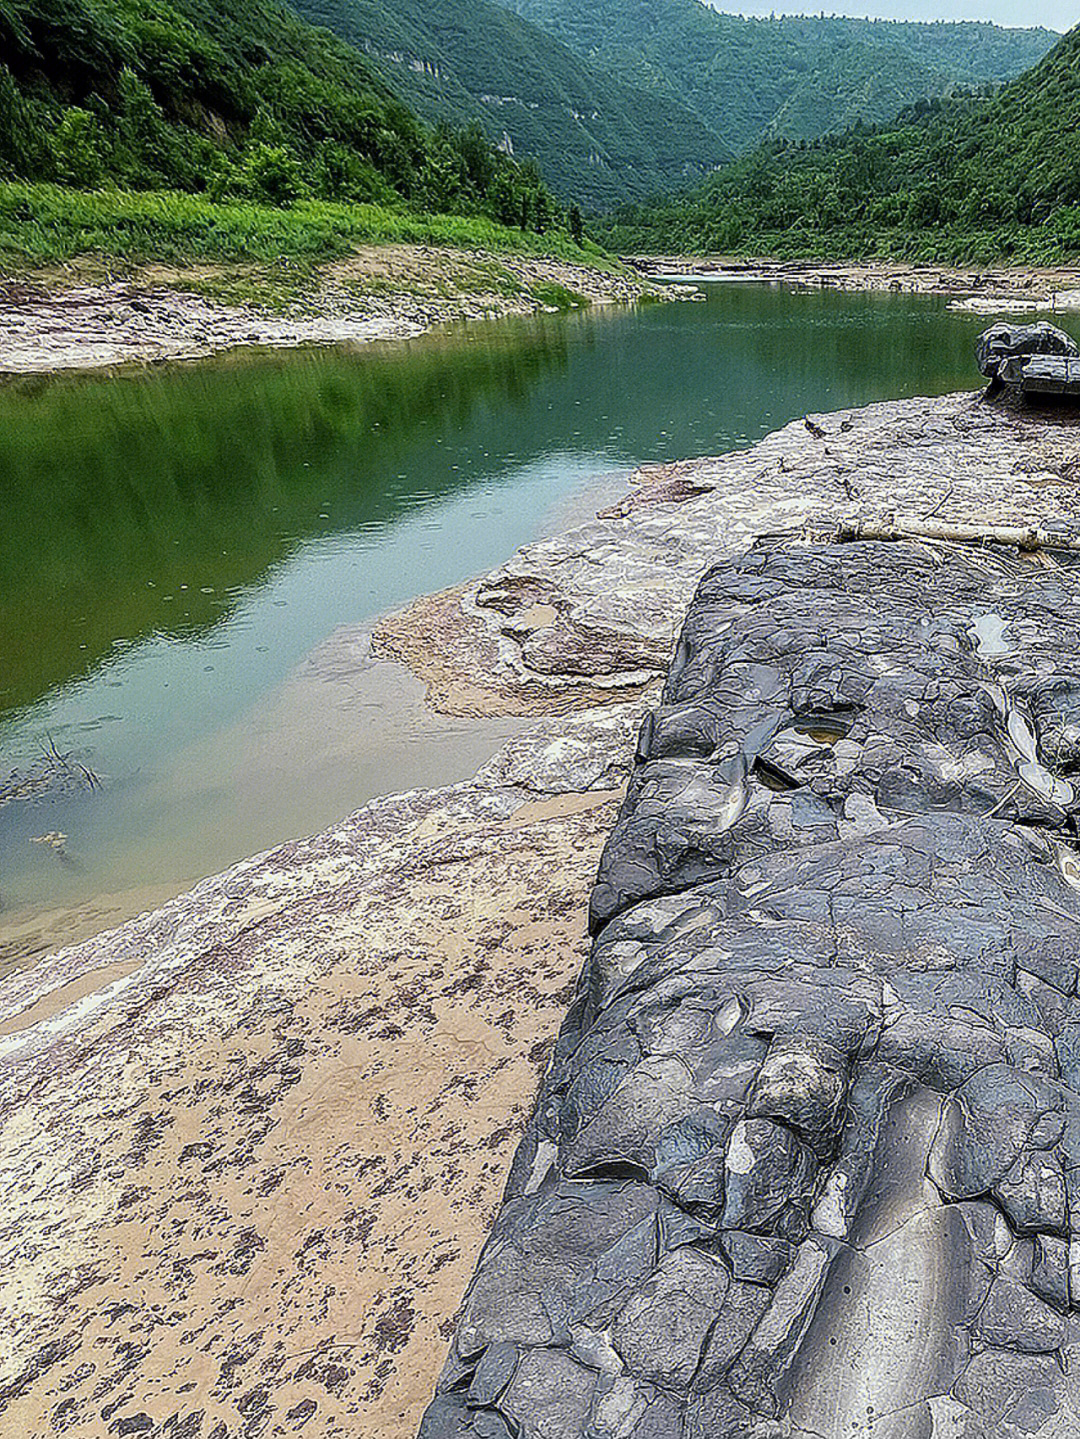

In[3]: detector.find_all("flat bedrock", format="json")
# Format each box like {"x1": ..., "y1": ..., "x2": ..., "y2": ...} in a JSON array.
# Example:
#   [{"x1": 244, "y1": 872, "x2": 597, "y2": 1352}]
[{"x1": 377, "y1": 389, "x2": 1080, "y2": 719}]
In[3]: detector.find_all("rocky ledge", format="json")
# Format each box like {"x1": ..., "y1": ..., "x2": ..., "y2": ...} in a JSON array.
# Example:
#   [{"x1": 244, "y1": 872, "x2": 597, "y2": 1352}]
[
  {"x1": 5, "y1": 391, "x2": 1080, "y2": 1437},
  {"x1": 376, "y1": 389, "x2": 1080, "y2": 719}
]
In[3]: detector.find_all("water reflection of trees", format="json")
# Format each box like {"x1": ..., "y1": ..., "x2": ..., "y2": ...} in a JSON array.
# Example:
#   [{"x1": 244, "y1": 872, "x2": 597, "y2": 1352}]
[
  {"x1": 0, "y1": 320, "x2": 570, "y2": 715},
  {"x1": 0, "y1": 289, "x2": 986, "y2": 721}
]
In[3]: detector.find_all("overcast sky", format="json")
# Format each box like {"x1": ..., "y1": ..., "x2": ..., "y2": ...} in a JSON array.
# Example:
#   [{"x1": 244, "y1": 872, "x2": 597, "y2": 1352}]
[{"x1": 709, "y1": 2, "x2": 1075, "y2": 29}]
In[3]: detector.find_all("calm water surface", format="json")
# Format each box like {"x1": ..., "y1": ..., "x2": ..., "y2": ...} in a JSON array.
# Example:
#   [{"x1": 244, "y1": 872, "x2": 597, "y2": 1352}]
[{"x1": 0, "y1": 282, "x2": 1003, "y2": 962}]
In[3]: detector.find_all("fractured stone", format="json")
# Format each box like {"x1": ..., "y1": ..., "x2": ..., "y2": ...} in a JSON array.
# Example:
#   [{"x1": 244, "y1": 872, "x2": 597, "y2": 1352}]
[
  {"x1": 721, "y1": 1117, "x2": 817, "y2": 1233},
  {"x1": 422, "y1": 522, "x2": 1080, "y2": 1439},
  {"x1": 746, "y1": 1034, "x2": 850, "y2": 1158}
]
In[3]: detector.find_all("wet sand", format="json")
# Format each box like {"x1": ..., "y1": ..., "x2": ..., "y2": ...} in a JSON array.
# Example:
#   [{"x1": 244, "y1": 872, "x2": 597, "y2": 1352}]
[
  {"x1": 0, "y1": 641, "x2": 533, "y2": 975},
  {"x1": 0, "y1": 702, "x2": 643, "y2": 1437}
]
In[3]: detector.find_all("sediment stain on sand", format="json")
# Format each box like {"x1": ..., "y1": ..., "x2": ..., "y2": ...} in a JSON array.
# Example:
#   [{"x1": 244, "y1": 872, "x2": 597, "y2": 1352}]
[{"x1": 0, "y1": 765, "x2": 624, "y2": 1437}]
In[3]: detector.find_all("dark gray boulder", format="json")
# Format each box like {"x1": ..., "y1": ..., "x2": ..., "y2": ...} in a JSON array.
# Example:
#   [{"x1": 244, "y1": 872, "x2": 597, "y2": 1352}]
[
  {"x1": 975, "y1": 320, "x2": 1079, "y2": 379},
  {"x1": 418, "y1": 535, "x2": 1080, "y2": 1437}
]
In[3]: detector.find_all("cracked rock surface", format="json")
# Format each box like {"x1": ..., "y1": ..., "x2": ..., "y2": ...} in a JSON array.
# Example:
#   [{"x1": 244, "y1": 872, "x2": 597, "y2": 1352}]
[
  {"x1": 376, "y1": 391, "x2": 1080, "y2": 718},
  {"x1": 422, "y1": 533, "x2": 1080, "y2": 1439}
]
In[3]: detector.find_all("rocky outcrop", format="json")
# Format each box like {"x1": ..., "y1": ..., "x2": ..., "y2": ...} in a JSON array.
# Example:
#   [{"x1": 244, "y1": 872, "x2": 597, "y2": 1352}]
[
  {"x1": 10, "y1": 391, "x2": 1080, "y2": 1437},
  {"x1": 976, "y1": 321, "x2": 1080, "y2": 400},
  {"x1": 974, "y1": 320, "x2": 1079, "y2": 378},
  {"x1": 378, "y1": 390, "x2": 1080, "y2": 717},
  {"x1": 421, "y1": 515, "x2": 1080, "y2": 1429}
]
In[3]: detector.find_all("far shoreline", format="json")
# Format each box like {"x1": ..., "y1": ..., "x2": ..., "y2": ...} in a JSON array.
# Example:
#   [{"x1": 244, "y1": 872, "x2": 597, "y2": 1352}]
[
  {"x1": 0, "y1": 244, "x2": 654, "y2": 379},
  {"x1": 5, "y1": 244, "x2": 1080, "y2": 381},
  {"x1": 626, "y1": 252, "x2": 1080, "y2": 313}
]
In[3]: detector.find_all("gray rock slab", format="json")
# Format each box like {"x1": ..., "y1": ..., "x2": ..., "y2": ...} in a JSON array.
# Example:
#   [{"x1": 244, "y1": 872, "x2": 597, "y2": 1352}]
[
  {"x1": 976, "y1": 321, "x2": 1079, "y2": 378},
  {"x1": 421, "y1": 494, "x2": 1080, "y2": 1436}
]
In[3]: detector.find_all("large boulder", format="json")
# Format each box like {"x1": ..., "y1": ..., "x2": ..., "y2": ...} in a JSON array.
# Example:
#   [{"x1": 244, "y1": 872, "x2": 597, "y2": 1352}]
[{"x1": 975, "y1": 320, "x2": 1079, "y2": 379}]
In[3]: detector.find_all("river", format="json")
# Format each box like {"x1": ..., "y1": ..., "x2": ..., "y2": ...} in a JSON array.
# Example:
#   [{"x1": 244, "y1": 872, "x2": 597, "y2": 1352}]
[{"x1": 0, "y1": 281, "x2": 1008, "y2": 967}]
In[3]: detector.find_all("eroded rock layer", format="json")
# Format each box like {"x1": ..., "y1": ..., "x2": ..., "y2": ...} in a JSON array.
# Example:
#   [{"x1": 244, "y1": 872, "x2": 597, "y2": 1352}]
[{"x1": 422, "y1": 536, "x2": 1080, "y2": 1438}]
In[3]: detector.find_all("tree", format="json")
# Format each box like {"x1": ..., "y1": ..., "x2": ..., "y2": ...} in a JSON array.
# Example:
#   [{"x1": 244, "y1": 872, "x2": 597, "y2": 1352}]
[
  {"x1": 415, "y1": 145, "x2": 461, "y2": 213},
  {"x1": 115, "y1": 69, "x2": 170, "y2": 187},
  {"x1": 0, "y1": 65, "x2": 36, "y2": 179},
  {"x1": 569, "y1": 203, "x2": 584, "y2": 245},
  {"x1": 234, "y1": 143, "x2": 305, "y2": 206}
]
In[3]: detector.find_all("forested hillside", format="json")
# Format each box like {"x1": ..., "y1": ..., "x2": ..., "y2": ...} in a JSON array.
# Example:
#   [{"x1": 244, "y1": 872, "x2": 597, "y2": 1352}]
[
  {"x1": 496, "y1": 0, "x2": 1057, "y2": 153},
  {"x1": 286, "y1": 0, "x2": 730, "y2": 208},
  {"x1": 602, "y1": 25, "x2": 1080, "y2": 266},
  {"x1": 0, "y1": 0, "x2": 564, "y2": 231}
]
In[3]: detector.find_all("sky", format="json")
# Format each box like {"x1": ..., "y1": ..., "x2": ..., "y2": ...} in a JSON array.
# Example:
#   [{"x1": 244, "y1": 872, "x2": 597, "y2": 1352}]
[{"x1": 709, "y1": 2, "x2": 1075, "y2": 28}]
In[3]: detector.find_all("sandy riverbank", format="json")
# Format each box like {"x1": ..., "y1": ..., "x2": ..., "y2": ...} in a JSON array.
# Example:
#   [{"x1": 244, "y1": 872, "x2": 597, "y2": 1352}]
[
  {"x1": 627, "y1": 254, "x2": 1080, "y2": 313},
  {"x1": 0, "y1": 245, "x2": 652, "y2": 376},
  {"x1": 5, "y1": 390, "x2": 1080, "y2": 1435},
  {"x1": 0, "y1": 699, "x2": 645, "y2": 1438}
]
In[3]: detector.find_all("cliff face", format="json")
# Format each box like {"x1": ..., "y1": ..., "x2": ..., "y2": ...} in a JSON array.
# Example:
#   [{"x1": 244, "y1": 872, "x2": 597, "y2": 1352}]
[{"x1": 421, "y1": 407, "x2": 1080, "y2": 1439}]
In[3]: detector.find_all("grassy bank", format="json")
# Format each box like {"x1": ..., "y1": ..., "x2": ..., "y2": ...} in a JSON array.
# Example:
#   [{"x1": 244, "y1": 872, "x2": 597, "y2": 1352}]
[{"x1": 0, "y1": 183, "x2": 611, "y2": 271}]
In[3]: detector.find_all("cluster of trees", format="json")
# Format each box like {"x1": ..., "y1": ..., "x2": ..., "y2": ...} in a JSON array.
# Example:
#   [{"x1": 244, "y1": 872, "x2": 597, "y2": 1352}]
[
  {"x1": 0, "y1": 0, "x2": 567, "y2": 232},
  {"x1": 600, "y1": 25, "x2": 1080, "y2": 265}
]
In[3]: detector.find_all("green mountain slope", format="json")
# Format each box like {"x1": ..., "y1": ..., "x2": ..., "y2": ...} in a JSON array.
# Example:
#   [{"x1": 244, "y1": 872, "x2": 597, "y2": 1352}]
[
  {"x1": 285, "y1": 0, "x2": 732, "y2": 208},
  {"x1": 0, "y1": 0, "x2": 563, "y2": 230},
  {"x1": 495, "y1": 0, "x2": 1057, "y2": 153},
  {"x1": 602, "y1": 25, "x2": 1080, "y2": 266}
]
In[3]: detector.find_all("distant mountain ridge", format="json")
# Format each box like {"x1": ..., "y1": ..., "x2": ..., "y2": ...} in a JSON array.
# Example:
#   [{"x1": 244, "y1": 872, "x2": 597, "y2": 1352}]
[
  {"x1": 494, "y1": 0, "x2": 1058, "y2": 153},
  {"x1": 602, "y1": 23, "x2": 1080, "y2": 265},
  {"x1": 286, "y1": 0, "x2": 733, "y2": 208}
]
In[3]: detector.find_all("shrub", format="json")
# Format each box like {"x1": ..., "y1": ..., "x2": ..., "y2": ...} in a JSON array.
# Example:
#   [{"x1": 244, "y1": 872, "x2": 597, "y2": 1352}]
[{"x1": 51, "y1": 109, "x2": 109, "y2": 189}]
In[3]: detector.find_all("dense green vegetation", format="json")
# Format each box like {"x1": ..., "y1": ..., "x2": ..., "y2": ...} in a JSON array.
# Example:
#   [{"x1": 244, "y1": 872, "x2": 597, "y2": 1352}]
[
  {"x1": 601, "y1": 25, "x2": 1080, "y2": 266},
  {"x1": 0, "y1": 0, "x2": 572, "y2": 246},
  {"x1": 0, "y1": 0, "x2": 1070, "y2": 271},
  {"x1": 496, "y1": 0, "x2": 1057, "y2": 154},
  {"x1": 286, "y1": 0, "x2": 729, "y2": 208}
]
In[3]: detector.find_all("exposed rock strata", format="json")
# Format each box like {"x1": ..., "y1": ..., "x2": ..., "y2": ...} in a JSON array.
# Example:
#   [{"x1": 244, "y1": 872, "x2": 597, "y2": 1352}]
[
  {"x1": 421, "y1": 418, "x2": 1080, "y2": 1436},
  {"x1": 377, "y1": 391, "x2": 1080, "y2": 716}
]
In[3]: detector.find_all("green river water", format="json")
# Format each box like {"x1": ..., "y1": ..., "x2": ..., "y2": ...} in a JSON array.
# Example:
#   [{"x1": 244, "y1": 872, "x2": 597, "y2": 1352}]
[{"x1": 0, "y1": 281, "x2": 1008, "y2": 965}]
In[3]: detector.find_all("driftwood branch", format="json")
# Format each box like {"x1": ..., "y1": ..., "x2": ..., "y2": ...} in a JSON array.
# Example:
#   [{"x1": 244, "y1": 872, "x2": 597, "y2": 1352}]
[{"x1": 835, "y1": 516, "x2": 1080, "y2": 553}]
